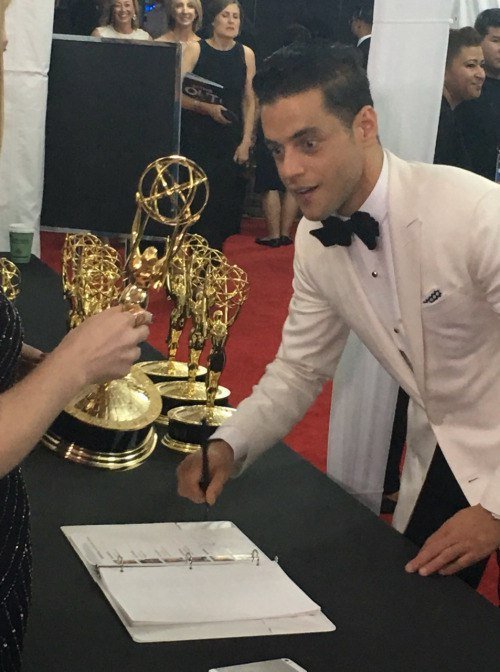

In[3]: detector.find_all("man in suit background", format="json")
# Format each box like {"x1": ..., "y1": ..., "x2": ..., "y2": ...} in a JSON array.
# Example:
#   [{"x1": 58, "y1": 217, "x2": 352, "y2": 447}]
[
  {"x1": 177, "y1": 42, "x2": 500, "y2": 589},
  {"x1": 350, "y1": 3, "x2": 373, "y2": 69},
  {"x1": 474, "y1": 8, "x2": 500, "y2": 148}
]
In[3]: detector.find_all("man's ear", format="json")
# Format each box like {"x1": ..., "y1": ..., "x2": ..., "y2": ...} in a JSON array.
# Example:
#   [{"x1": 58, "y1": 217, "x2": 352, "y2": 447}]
[{"x1": 353, "y1": 105, "x2": 379, "y2": 143}]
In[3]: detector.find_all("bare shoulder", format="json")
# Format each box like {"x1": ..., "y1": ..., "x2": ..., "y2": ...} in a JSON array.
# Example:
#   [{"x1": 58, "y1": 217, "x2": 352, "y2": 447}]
[
  {"x1": 242, "y1": 44, "x2": 256, "y2": 64},
  {"x1": 182, "y1": 40, "x2": 201, "y2": 72}
]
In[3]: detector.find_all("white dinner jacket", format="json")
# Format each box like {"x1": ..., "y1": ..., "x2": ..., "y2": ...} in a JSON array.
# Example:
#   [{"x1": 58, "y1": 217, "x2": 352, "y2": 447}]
[{"x1": 215, "y1": 151, "x2": 500, "y2": 530}]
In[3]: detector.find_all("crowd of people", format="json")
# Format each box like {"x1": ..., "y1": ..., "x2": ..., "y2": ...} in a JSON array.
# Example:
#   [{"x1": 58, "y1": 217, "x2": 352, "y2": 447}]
[{"x1": 52, "y1": 3, "x2": 500, "y2": 250}]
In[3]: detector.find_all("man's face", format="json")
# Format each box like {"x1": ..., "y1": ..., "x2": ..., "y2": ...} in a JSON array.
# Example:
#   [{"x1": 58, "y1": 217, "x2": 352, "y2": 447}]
[
  {"x1": 261, "y1": 88, "x2": 372, "y2": 221},
  {"x1": 481, "y1": 26, "x2": 500, "y2": 74},
  {"x1": 445, "y1": 45, "x2": 485, "y2": 103},
  {"x1": 350, "y1": 17, "x2": 361, "y2": 39}
]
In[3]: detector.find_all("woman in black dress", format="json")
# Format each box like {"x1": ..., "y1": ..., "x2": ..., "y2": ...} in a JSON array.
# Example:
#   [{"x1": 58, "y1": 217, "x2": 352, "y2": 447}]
[
  {"x1": 181, "y1": 0, "x2": 256, "y2": 250},
  {"x1": 0, "y1": 7, "x2": 151, "y2": 662}
]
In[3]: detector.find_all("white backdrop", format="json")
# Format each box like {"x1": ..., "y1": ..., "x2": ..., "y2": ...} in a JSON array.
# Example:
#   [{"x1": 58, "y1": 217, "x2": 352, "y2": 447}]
[
  {"x1": 0, "y1": 0, "x2": 54, "y2": 256},
  {"x1": 451, "y1": 0, "x2": 500, "y2": 27},
  {"x1": 327, "y1": 0, "x2": 453, "y2": 513}
]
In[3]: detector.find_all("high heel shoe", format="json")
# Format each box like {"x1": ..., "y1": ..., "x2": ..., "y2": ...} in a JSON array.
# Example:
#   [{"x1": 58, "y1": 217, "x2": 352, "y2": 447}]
[{"x1": 255, "y1": 237, "x2": 281, "y2": 247}]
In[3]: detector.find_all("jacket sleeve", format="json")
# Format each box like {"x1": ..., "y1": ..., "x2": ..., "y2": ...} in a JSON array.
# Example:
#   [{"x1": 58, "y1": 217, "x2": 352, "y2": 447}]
[
  {"x1": 212, "y1": 225, "x2": 349, "y2": 472},
  {"x1": 467, "y1": 186, "x2": 500, "y2": 516}
]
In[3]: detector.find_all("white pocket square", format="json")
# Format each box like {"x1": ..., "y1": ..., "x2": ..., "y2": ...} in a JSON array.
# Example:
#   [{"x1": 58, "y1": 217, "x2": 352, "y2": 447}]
[{"x1": 423, "y1": 289, "x2": 442, "y2": 304}]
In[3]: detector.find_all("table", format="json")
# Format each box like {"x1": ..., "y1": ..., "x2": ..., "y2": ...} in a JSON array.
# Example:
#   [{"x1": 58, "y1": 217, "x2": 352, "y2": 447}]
[{"x1": 14, "y1": 258, "x2": 500, "y2": 671}]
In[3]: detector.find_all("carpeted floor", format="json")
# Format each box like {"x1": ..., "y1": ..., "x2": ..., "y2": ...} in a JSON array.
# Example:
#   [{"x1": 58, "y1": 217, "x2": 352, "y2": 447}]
[{"x1": 40, "y1": 221, "x2": 498, "y2": 606}]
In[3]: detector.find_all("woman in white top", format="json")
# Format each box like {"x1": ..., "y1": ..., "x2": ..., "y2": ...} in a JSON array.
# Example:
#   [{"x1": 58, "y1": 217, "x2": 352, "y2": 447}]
[
  {"x1": 92, "y1": 0, "x2": 152, "y2": 41},
  {"x1": 155, "y1": 0, "x2": 202, "y2": 44}
]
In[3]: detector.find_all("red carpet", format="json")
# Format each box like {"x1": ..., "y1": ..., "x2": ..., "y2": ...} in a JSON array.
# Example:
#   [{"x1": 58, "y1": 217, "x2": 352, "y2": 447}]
[{"x1": 39, "y1": 223, "x2": 498, "y2": 606}]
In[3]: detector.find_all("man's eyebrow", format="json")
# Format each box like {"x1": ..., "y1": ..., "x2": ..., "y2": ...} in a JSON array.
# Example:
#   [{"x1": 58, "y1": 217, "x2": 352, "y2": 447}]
[
  {"x1": 265, "y1": 127, "x2": 319, "y2": 150},
  {"x1": 291, "y1": 127, "x2": 318, "y2": 140}
]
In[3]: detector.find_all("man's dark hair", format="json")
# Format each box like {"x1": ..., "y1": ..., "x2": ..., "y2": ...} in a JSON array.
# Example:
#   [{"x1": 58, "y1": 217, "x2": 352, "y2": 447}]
[
  {"x1": 253, "y1": 41, "x2": 373, "y2": 128},
  {"x1": 446, "y1": 27, "x2": 482, "y2": 67},
  {"x1": 282, "y1": 23, "x2": 312, "y2": 47},
  {"x1": 351, "y1": 4, "x2": 374, "y2": 26},
  {"x1": 474, "y1": 8, "x2": 500, "y2": 38}
]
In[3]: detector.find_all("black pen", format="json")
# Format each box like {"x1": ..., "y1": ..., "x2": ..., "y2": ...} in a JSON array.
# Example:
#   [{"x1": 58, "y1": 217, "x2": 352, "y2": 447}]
[{"x1": 199, "y1": 418, "x2": 210, "y2": 518}]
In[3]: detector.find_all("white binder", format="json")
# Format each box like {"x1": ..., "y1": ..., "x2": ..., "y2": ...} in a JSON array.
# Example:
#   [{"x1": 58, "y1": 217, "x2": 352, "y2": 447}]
[{"x1": 62, "y1": 520, "x2": 335, "y2": 643}]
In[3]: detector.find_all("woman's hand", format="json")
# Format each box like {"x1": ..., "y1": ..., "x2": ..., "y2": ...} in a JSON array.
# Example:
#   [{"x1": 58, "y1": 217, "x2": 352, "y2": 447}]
[
  {"x1": 53, "y1": 305, "x2": 152, "y2": 388},
  {"x1": 208, "y1": 104, "x2": 232, "y2": 125},
  {"x1": 234, "y1": 140, "x2": 251, "y2": 165}
]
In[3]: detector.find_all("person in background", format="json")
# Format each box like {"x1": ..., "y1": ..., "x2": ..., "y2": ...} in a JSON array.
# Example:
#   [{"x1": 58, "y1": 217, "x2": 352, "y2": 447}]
[
  {"x1": 155, "y1": 0, "x2": 202, "y2": 44},
  {"x1": 474, "y1": 8, "x2": 500, "y2": 147},
  {"x1": 92, "y1": 0, "x2": 152, "y2": 40},
  {"x1": 0, "y1": 3, "x2": 151, "y2": 665},
  {"x1": 434, "y1": 27, "x2": 487, "y2": 171},
  {"x1": 181, "y1": 0, "x2": 256, "y2": 250},
  {"x1": 253, "y1": 23, "x2": 309, "y2": 249},
  {"x1": 350, "y1": 2, "x2": 373, "y2": 69}
]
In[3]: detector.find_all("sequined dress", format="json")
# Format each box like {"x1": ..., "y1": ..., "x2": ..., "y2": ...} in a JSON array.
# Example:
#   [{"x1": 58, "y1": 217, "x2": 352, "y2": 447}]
[{"x1": 0, "y1": 290, "x2": 32, "y2": 671}]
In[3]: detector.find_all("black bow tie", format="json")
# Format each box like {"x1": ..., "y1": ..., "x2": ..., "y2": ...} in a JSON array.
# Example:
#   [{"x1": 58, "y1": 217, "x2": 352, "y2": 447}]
[{"x1": 310, "y1": 211, "x2": 380, "y2": 250}]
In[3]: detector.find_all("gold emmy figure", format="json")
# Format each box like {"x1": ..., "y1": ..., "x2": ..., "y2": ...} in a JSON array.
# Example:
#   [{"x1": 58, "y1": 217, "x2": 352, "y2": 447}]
[
  {"x1": 42, "y1": 155, "x2": 209, "y2": 469},
  {"x1": 162, "y1": 260, "x2": 249, "y2": 453},
  {"x1": 0, "y1": 258, "x2": 21, "y2": 301},
  {"x1": 153, "y1": 244, "x2": 229, "y2": 425},
  {"x1": 136, "y1": 235, "x2": 208, "y2": 383}
]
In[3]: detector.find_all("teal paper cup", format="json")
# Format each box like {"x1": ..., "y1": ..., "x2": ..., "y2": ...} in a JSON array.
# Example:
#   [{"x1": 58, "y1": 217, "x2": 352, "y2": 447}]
[{"x1": 9, "y1": 224, "x2": 34, "y2": 264}]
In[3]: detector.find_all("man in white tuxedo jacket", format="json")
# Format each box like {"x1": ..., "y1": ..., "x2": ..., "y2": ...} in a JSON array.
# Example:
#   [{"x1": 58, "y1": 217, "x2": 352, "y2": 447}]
[{"x1": 177, "y1": 41, "x2": 500, "y2": 588}]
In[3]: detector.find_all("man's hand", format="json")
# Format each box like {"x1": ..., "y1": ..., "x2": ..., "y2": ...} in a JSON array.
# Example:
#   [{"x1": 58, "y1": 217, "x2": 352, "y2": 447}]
[
  {"x1": 177, "y1": 439, "x2": 235, "y2": 505},
  {"x1": 405, "y1": 504, "x2": 500, "y2": 577}
]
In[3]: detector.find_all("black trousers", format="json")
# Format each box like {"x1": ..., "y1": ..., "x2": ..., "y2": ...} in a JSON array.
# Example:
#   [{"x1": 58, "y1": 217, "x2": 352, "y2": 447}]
[
  {"x1": 404, "y1": 446, "x2": 489, "y2": 589},
  {"x1": 383, "y1": 387, "x2": 409, "y2": 494}
]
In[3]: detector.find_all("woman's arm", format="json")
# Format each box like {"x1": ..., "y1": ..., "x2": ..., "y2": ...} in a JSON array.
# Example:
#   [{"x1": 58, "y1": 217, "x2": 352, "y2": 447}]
[
  {"x1": 234, "y1": 45, "x2": 256, "y2": 165},
  {"x1": 0, "y1": 306, "x2": 151, "y2": 477}
]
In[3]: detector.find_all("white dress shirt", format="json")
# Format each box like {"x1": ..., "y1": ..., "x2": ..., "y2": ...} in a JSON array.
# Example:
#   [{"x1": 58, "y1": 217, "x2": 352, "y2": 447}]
[
  {"x1": 347, "y1": 154, "x2": 411, "y2": 364},
  {"x1": 357, "y1": 34, "x2": 372, "y2": 47}
]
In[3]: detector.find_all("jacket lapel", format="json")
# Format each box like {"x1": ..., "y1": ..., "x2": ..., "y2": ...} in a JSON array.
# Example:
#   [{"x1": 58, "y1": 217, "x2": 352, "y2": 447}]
[{"x1": 386, "y1": 152, "x2": 426, "y2": 401}]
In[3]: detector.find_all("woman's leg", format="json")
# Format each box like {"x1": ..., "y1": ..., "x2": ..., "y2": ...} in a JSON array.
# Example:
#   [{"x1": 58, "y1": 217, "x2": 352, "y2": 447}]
[
  {"x1": 256, "y1": 190, "x2": 281, "y2": 245},
  {"x1": 280, "y1": 190, "x2": 299, "y2": 240}
]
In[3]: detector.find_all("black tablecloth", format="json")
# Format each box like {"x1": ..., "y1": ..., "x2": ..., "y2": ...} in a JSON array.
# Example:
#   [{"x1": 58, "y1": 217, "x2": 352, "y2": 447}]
[{"x1": 12, "y1": 257, "x2": 500, "y2": 672}]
